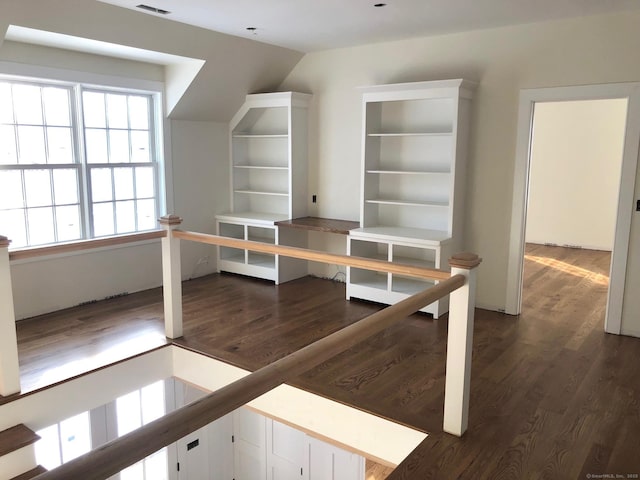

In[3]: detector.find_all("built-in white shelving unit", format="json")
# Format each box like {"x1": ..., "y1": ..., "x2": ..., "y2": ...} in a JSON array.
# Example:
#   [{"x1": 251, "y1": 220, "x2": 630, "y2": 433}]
[
  {"x1": 216, "y1": 92, "x2": 311, "y2": 283},
  {"x1": 347, "y1": 79, "x2": 475, "y2": 317}
]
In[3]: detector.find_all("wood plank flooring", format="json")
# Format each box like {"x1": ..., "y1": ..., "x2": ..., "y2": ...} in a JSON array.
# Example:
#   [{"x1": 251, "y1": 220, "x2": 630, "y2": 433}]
[{"x1": 12, "y1": 244, "x2": 640, "y2": 479}]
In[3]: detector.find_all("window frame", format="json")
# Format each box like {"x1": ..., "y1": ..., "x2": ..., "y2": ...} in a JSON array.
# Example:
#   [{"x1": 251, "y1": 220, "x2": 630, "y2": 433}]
[{"x1": 0, "y1": 72, "x2": 167, "y2": 252}]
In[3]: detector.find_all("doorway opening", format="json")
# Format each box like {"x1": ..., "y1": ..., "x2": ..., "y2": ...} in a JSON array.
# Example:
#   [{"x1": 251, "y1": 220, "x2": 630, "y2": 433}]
[
  {"x1": 522, "y1": 99, "x2": 627, "y2": 327},
  {"x1": 506, "y1": 83, "x2": 640, "y2": 335}
]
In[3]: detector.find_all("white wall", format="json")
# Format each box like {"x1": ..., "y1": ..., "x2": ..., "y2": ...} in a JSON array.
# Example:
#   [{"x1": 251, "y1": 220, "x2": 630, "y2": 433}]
[
  {"x1": 170, "y1": 119, "x2": 230, "y2": 279},
  {"x1": 525, "y1": 99, "x2": 627, "y2": 250},
  {"x1": 8, "y1": 119, "x2": 227, "y2": 320},
  {"x1": 279, "y1": 11, "x2": 640, "y2": 332}
]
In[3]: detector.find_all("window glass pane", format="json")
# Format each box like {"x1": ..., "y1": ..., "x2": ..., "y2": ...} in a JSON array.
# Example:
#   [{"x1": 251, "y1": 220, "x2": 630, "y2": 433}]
[
  {"x1": 114, "y1": 167, "x2": 134, "y2": 200},
  {"x1": 82, "y1": 91, "x2": 106, "y2": 128},
  {"x1": 0, "y1": 170, "x2": 24, "y2": 208},
  {"x1": 24, "y1": 169, "x2": 52, "y2": 207},
  {"x1": 35, "y1": 424, "x2": 62, "y2": 470},
  {"x1": 13, "y1": 84, "x2": 43, "y2": 125},
  {"x1": 128, "y1": 95, "x2": 149, "y2": 130},
  {"x1": 47, "y1": 127, "x2": 74, "y2": 164},
  {"x1": 59, "y1": 412, "x2": 91, "y2": 463},
  {"x1": 145, "y1": 449, "x2": 168, "y2": 480},
  {"x1": 116, "y1": 390, "x2": 142, "y2": 436},
  {"x1": 141, "y1": 381, "x2": 165, "y2": 424},
  {"x1": 120, "y1": 462, "x2": 144, "y2": 480},
  {"x1": 56, "y1": 205, "x2": 81, "y2": 242},
  {"x1": 115, "y1": 200, "x2": 135, "y2": 234},
  {"x1": 27, "y1": 207, "x2": 55, "y2": 245},
  {"x1": 131, "y1": 130, "x2": 150, "y2": 163},
  {"x1": 0, "y1": 125, "x2": 17, "y2": 164},
  {"x1": 53, "y1": 169, "x2": 79, "y2": 205},
  {"x1": 85, "y1": 128, "x2": 108, "y2": 164},
  {"x1": 17, "y1": 125, "x2": 46, "y2": 164},
  {"x1": 107, "y1": 94, "x2": 128, "y2": 129},
  {"x1": 91, "y1": 168, "x2": 113, "y2": 202},
  {"x1": 136, "y1": 199, "x2": 156, "y2": 231},
  {"x1": 109, "y1": 129, "x2": 130, "y2": 163},
  {"x1": 0, "y1": 209, "x2": 27, "y2": 248},
  {"x1": 92, "y1": 202, "x2": 114, "y2": 237},
  {"x1": 0, "y1": 83, "x2": 14, "y2": 124},
  {"x1": 135, "y1": 167, "x2": 155, "y2": 198},
  {"x1": 43, "y1": 87, "x2": 71, "y2": 126}
]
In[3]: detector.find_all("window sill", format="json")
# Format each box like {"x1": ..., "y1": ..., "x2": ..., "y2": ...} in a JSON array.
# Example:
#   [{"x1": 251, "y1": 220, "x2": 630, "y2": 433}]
[{"x1": 8, "y1": 230, "x2": 166, "y2": 263}]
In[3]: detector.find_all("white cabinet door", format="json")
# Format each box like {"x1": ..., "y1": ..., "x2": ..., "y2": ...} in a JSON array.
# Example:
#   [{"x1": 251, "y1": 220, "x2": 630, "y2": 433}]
[
  {"x1": 176, "y1": 426, "x2": 209, "y2": 480},
  {"x1": 267, "y1": 419, "x2": 307, "y2": 480},
  {"x1": 333, "y1": 448, "x2": 365, "y2": 480},
  {"x1": 208, "y1": 415, "x2": 234, "y2": 480},
  {"x1": 308, "y1": 437, "x2": 364, "y2": 480},
  {"x1": 233, "y1": 409, "x2": 267, "y2": 480}
]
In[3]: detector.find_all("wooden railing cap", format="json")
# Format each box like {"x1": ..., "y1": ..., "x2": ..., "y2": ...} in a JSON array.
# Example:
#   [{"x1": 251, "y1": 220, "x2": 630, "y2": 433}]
[
  {"x1": 0, "y1": 236, "x2": 10, "y2": 248},
  {"x1": 449, "y1": 252, "x2": 482, "y2": 269},
  {"x1": 159, "y1": 214, "x2": 183, "y2": 226}
]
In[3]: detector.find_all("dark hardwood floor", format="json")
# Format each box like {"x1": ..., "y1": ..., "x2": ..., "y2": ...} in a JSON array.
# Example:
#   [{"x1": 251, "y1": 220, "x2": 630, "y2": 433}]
[{"x1": 12, "y1": 244, "x2": 640, "y2": 479}]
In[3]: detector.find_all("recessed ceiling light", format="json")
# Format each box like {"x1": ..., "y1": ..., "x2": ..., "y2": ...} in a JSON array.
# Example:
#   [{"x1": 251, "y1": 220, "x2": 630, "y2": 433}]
[{"x1": 374, "y1": 3, "x2": 387, "y2": 7}]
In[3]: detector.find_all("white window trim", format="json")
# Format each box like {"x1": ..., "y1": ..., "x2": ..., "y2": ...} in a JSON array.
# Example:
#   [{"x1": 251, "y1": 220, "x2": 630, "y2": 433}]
[{"x1": 0, "y1": 61, "x2": 174, "y2": 260}]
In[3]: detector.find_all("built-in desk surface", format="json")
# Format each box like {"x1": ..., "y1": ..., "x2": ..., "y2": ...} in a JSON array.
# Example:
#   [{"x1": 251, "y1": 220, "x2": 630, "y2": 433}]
[{"x1": 275, "y1": 217, "x2": 360, "y2": 235}]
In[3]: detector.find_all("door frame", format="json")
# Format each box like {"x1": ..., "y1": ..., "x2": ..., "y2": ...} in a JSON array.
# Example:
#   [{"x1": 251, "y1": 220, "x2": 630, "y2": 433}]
[{"x1": 505, "y1": 82, "x2": 640, "y2": 334}]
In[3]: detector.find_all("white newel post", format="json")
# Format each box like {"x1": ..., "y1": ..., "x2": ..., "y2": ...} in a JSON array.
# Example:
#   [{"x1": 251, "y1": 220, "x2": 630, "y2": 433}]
[
  {"x1": 160, "y1": 215, "x2": 183, "y2": 339},
  {"x1": 0, "y1": 236, "x2": 20, "y2": 396},
  {"x1": 443, "y1": 252, "x2": 482, "y2": 436}
]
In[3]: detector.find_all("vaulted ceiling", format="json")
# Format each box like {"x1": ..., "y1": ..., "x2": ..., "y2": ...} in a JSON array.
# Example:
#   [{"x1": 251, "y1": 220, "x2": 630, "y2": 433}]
[
  {"x1": 97, "y1": 0, "x2": 640, "y2": 52},
  {"x1": 2, "y1": 0, "x2": 639, "y2": 121}
]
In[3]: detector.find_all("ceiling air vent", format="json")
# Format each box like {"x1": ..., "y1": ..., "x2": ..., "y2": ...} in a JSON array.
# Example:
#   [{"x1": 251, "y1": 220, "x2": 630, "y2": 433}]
[{"x1": 136, "y1": 4, "x2": 171, "y2": 15}]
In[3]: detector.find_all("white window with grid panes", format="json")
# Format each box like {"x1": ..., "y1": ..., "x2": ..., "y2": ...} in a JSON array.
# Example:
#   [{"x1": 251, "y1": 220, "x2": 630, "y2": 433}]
[{"x1": 0, "y1": 77, "x2": 162, "y2": 249}]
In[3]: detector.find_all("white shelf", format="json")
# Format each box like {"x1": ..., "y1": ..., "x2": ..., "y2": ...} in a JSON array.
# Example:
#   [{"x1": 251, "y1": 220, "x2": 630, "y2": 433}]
[
  {"x1": 216, "y1": 212, "x2": 289, "y2": 225},
  {"x1": 392, "y1": 256, "x2": 436, "y2": 269},
  {"x1": 350, "y1": 275, "x2": 388, "y2": 291},
  {"x1": 391, "y1": 277, "x2": 435, "y2": 295},
  {"x1": 234, "y1": 165, "x2": 289, "y2": 171},
  {"x1": 367, "y1": 132, "x2": 452, "y2": 137},
  {"x1": 366, "y1": 198, "x2": 449, "y2": 208},
  {"x1": 351, "y1": 227, "x2": 452, "y2": 244},
  {"x1": 350, "y1": 253, "x2": 388, "y2": 262},
  {"x1": 219, "y1": 252, "x2": 244, "y2": 264},
  {"x1": 248, "y1": 236, "x2": 275, "y2": 244},
  {"x1": 248, "y1": 253, "x2": 276, "y2": 268},
  {"x1": 366, "y1": 169, "x2": 450, "y2": 175},
  {"x1": 233, "y1": 133, "x2": 288, "y2": 138},
  {"x1": 235, "y1": 189, "x2": 289, "y2": 197}
]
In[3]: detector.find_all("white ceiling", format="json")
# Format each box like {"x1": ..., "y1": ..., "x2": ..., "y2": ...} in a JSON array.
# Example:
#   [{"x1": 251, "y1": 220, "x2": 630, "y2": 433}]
[{"x1": 97, "y1": 0, "x2": 640, "y2": 53}]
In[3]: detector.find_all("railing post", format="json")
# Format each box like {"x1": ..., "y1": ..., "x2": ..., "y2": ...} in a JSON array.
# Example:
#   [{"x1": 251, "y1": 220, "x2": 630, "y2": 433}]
[
  {"x1": 443, "y1": 252, "x2": 482, "y2": 436},
  {"x1": 0, "y1": 236, "x2": 21, "y2": 396},
  {"x1": 160, "y1": 215, "x2": 183, "y2": 339}
]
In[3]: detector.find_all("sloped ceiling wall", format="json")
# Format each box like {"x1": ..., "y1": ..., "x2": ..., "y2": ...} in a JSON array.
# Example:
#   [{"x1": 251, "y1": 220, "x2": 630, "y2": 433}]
[{"x1": 0, "y1": 0, "x2": 305, "y2": 121}]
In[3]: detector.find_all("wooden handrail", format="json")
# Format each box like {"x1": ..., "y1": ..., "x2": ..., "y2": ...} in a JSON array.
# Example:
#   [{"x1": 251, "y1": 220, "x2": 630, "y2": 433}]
[
  {"x1": 34, "y1": 273, "x2": 465, "y2": 480},
  {"x1": 8, "y1": 231, "x2": 166, "y2": 261},
  {"x1": 173, "y1": 230, "x2": 451, "y2": 281}
]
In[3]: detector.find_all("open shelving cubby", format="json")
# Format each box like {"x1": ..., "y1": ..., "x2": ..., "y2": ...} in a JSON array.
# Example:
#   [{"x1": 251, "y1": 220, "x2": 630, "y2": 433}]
[
  {"x1": 216, "y1": 92, "x2": 311, "y2": 284},
  {"x1": 347, "y1": 79, "x2": 476, "y2": 318}
]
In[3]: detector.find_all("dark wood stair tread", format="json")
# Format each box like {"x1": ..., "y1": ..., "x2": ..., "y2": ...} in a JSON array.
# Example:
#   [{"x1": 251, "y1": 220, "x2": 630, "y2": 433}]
[
  {"x1": 10, "y1": 465, "x2": 47, "y2": 480},
  {"x1": 0, "y1": 424, "x2": 40, "y2": 457}
]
